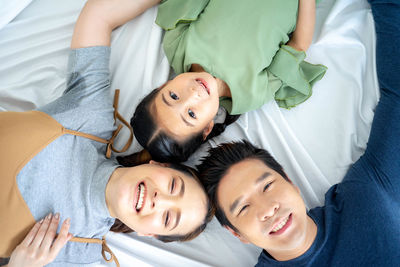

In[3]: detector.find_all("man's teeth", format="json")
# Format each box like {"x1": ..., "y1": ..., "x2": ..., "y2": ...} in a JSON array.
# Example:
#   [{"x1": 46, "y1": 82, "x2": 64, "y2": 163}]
[
  {"x1": 136, "y1": 184, "x2": 145, "y2": 210},
  {"x1": 271, "y1": 216, "x2": 289, "y2": 233}
]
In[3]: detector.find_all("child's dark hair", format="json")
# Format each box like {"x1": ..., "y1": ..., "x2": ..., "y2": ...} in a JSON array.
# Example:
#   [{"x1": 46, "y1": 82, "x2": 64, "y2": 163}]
[
  {"x1": 197, "y1": 140, "x2": 288, "y2": 233},
  {"x1": 110, "y1": 162, "x2": 214, "y2": 242},
  {"x1": 117, "y1": 87, "x2": 239, "y2": 165}
]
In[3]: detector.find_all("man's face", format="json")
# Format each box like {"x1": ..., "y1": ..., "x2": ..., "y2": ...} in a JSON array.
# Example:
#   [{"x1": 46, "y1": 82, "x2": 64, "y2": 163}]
[{"x1": 217, "y1": 159, "x2": 315, "y2": 258}]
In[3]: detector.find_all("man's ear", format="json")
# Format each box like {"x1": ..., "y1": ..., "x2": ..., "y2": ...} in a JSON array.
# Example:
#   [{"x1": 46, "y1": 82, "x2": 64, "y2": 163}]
[
  {"x1": 224, "y1": 225, "x2": 250, "y2": 244},
  {"x1": 136, "y1": 232, "x2": 156, "y2": 237},
  {"x1": 149, "y1": 160, "x2": 169, "y2": 167},
  {"x1": 294, "y1": 185, "x2": 301, "y2": 194},
  {"x1": 202, "y1": 120, "x2": 215, "y2": 140}
]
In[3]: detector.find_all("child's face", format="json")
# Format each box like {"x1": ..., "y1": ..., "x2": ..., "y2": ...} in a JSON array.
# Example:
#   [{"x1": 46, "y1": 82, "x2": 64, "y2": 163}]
[{"x1": 153, "y1": 72, "x2": 220, "y2": 141}]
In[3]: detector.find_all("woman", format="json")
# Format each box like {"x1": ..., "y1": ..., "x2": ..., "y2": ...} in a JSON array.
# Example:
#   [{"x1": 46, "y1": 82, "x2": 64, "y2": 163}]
[
  {"x1": 0, "y1": 0, "x2": 211, "y2": 266},
  {"x1": 125, "y1": 0, "x2": 327, "y2": 163}
]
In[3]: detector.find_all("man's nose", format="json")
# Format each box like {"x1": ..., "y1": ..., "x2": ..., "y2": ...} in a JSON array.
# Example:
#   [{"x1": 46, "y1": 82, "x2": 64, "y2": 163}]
[{"x1": 257, "y1": 201, "x2": 279, "y2": 221}]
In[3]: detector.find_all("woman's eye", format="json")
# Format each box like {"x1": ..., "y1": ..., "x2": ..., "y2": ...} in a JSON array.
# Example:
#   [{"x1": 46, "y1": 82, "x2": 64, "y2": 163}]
[
  {"x1": 263, "y1": 182, "x2": 272, "y2": 192},
  {"x1": 164, "y1": 211, "x2": 170, "y2": 227},
  {"x1": 170, "y1": 178, "x2": 176, "y2": 194},
  {"x1": 188, "y1": 109, "x2": 196, "y2": 118},
  {"x1": 169, "y1": 92, "x2": 179, "y2": 100},
  {"x1": 238, "y1": 205, "x2": 249, "y2": 215}
]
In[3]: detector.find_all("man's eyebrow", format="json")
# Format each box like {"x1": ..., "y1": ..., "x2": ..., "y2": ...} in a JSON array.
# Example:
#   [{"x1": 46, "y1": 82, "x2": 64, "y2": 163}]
[
  {"x1": 170, "y1": 212, "x2": 181, "y2": 231},
  {"x1": 180, "y1": 114, "x2": 194, "y2": 127},
  {"x1": 229, "y1": 172, "x2": 271, "y2": 214},
  {"x1": 161, "y1": 93, "x2": 172, "y2": 107},
  {"x1": 255, "y1": 172, "x2": 271, "y2": 185},
  {"x1": 229, "y1": 196, "x2": 243, "y2": 214}
]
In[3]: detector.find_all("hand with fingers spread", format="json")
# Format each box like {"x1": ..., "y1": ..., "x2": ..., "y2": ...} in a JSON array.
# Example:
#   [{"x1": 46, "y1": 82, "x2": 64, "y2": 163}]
[{"x1": 7, "y1": 213, "x2": 73, "y2": 267}]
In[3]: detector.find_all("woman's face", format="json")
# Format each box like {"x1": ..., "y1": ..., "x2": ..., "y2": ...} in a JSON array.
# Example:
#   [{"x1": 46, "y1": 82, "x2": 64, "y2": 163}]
[
  {"x1": 153, "y1": 72, "x2": 220, "y2": 141},
  {"x1": 106, "y1": 161, "x2": 208, "y2": 237}
]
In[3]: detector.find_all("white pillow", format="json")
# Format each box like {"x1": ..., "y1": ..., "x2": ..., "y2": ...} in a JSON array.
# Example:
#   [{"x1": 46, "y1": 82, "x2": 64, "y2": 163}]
[{"x1": 0, "y1": 0, "x2": 33, "y2": 30}]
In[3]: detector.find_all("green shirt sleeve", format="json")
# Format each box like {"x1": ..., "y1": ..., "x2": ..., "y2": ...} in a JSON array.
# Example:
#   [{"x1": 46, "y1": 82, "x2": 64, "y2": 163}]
[{"x1": 269, "y1": 45, "x2": 327, "y2": 109}]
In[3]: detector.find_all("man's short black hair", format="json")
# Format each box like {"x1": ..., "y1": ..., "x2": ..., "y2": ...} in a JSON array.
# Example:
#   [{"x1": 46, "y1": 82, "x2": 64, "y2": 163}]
[{"x1": 197, "y1": 140, "x2": 288, "y2": 233}]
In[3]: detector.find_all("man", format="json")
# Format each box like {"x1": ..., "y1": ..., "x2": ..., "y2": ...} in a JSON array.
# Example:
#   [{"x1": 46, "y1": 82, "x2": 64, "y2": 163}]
[{"x1": 198, "y1": 0, "x2": 400, "y2": 265}]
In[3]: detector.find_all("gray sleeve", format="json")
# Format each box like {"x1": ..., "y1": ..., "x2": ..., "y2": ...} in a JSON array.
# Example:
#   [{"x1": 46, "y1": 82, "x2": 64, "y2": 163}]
[
  {"x1": 38, "y1": 46, "x2": 115, "y2": 138},
  {"x1": 65, "y1": 46, "x2": 111, "y2": 96}
]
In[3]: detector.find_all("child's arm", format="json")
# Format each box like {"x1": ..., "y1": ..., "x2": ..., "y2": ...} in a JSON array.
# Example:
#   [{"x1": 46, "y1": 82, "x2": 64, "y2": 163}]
[
  {"x1": 71, "y1": 0, "x2": 161, "y2": 49},
  {"x1": 287, "y1": 0, "x2": 315, "y2": 52}
]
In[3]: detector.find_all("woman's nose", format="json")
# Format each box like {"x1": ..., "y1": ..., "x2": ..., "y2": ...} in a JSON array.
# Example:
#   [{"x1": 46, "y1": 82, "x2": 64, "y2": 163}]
[
  {"x1": 151, "y1": 191, "x2": 157, "y2": 208},
  {"x1": 151, "y1": 191, "x2": 175, "y2": 210}
]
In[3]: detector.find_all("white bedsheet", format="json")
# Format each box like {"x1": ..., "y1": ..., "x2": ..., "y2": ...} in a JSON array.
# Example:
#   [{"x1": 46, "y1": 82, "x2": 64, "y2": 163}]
[{"x1": 0, "y1": 0, "x2": 378, "y2": 266}]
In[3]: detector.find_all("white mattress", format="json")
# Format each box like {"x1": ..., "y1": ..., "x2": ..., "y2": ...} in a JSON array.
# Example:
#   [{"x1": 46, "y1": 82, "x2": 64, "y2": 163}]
[{"x1": 0, "y1": 0, "x2": 378, "y2": 266}]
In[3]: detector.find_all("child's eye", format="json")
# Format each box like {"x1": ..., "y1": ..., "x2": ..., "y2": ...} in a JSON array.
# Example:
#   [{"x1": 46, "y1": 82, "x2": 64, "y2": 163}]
[
  {"x1": 188, "y1": 109, "x2": 196, "y2": 118},
  {"x1": 170, "y1": 92, "x2": 179, "y2": 100}
]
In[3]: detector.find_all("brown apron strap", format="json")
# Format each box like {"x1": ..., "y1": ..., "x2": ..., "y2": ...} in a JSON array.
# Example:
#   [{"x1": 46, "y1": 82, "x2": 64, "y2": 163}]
[
  {"x1": 63, "y1": 129, "x2": 109, "y2": 144},
  {"x1": 110, "y1": 89, "x2": 134, "y2": 154},
  {"x1": 70, "y1": 236, "x2": 120, "y2": 267},
  {"x1": 63, "y1": 89, "x2": 133, "y2": 159}
]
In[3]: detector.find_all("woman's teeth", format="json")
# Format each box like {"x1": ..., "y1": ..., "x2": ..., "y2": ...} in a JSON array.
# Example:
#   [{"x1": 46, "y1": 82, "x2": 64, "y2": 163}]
[
  {"x1": 136, "y1": 183, "x2": 145, "y2": 211},
  {"x1": 271, "y1": 216, "x2": 289, "y2": 233}
]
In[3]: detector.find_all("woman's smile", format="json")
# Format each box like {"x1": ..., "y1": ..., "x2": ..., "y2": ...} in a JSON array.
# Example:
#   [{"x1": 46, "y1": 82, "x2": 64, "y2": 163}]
[{"x1": 134, "y1": 181, "x2": 147, "y2": 213}]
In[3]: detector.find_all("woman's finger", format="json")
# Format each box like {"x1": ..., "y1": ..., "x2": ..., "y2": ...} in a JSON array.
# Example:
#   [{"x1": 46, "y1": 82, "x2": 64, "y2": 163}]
[
  {"x1": 31, "y1": 213, "x2": 52, "y2": 248},
  {"x1": 20, "y1": 219, "x2": 43, "y2": 247},
  {"x1": 48, "y1": 218, "x2": 72, "y2": 260},
  {"x1": 39, "y1": 213, "x2": 60, "y2": 250}
]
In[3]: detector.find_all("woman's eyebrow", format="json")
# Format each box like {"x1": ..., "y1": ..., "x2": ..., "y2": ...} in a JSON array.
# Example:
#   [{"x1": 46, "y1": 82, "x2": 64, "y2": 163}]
[
  {"x1": 179, "y1": 176, "x2": 185, "y2": 197},
  {"x1": 170, "y1": 212, "x2": 181, "y2": 231},
  {"x1": 169, "y1": 177, "x2": 185, "y2": 232}
]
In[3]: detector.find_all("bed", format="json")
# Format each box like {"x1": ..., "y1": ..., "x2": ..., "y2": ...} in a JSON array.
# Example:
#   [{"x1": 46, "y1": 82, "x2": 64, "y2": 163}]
[{"x1": 0, "y1": 0, "x2": 378, "y2": 266}]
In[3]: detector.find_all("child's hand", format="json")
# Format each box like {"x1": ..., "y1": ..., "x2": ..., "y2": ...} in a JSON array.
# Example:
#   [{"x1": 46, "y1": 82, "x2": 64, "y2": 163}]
[
  {"x1": 7, "y1": 213, "x2": 72, "y2": 267},
  {"x1": 287, "y1": 0, "x2": 316, "y2": 51}
]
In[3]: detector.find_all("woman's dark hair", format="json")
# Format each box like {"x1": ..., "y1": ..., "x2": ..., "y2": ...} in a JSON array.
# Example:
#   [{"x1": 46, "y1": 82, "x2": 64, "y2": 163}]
[
  {"x1": 197, "y1": 140, "x2": 288, "y2": 233},
  {"x1": 117, "y1": 87, "x2": 240, "y2": 165},
  {"x1": 110, "y1": 163, "x2": 214, "y2": 242}
]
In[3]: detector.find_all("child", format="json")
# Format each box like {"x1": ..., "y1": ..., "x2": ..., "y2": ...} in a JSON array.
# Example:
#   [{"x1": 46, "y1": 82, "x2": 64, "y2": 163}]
[{"x1": 125, "y1": 0, "x2": 327, "y2": 163}]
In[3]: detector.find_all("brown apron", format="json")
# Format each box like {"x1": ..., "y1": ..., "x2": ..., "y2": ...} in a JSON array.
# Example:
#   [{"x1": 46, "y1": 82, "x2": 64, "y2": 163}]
[{"x1": 0, "y1": 90, "x2": 131, "y2": 267}]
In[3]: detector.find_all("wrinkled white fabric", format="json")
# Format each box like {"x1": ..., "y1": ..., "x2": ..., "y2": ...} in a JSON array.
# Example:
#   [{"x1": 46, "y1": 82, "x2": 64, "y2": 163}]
[
  {"x1": 0, "y1": 0, "x2": 33, "y2": 30},
  {"x1": 0, "y1": 0, "x2": 378, "y2": 266}
]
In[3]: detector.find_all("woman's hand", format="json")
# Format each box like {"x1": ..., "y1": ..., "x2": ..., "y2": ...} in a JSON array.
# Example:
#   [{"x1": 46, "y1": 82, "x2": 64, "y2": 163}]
[{"x1": 7, "y1": 213, "x2": 72, "y2": 267}]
